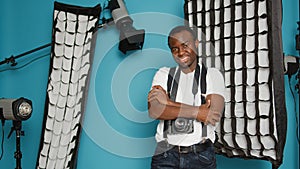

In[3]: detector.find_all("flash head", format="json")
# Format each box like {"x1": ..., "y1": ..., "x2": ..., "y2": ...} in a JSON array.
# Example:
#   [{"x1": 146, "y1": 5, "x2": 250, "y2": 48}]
[
  {"x1": 108, "y1": 0, "x2": 145, "y2": 54},
  {"x1": 0, "y1": 97, "x2": 33, "y2": 121}
]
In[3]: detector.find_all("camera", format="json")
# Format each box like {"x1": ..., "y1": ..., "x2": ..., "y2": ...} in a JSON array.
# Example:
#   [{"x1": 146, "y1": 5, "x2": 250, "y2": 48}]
[{"x1": 165, "y1": 118, "x2": 194, "y2": 135}]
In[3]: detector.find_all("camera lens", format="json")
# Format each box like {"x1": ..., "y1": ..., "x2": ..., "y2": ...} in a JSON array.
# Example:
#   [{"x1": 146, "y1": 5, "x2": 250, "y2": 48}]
[{"x1": 174, "y1": 118, "x2": 188, "y2": 132}]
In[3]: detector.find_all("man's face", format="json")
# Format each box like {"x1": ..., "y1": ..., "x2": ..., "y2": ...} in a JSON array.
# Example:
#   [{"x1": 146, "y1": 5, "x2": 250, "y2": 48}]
[{"x1": 169, "y1": 30, "x2": 199, "y2": 72}]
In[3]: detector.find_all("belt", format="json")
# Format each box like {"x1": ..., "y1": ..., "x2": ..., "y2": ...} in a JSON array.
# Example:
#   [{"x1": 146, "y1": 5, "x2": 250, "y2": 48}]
[{"x1": 157, "y1": 140, "x2": 213, "y2": 154}]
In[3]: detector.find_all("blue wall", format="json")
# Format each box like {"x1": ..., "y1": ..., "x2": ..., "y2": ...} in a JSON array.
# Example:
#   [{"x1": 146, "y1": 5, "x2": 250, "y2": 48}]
[{"x1": 0, "y1": 0, "x2": 298, "y2": 169}]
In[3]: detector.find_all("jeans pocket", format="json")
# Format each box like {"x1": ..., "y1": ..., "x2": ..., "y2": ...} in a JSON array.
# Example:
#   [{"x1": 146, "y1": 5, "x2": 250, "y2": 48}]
[
  {"x1": 151, "y1": 151, "x2": 171, "y2": 169},
  {"x1": 195, "y1": 148, "x2": 216, "y2": 165}
]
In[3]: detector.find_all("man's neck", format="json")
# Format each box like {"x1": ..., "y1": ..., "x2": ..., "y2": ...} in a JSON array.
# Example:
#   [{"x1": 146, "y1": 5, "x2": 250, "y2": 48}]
[{"x1": 180, "y1": 63, "x2": 197, "y2": 74}]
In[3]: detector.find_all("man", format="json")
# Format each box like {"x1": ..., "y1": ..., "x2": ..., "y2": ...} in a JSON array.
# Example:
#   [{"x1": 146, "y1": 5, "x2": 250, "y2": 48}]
[{"x1": 148, "y1": 25, "x2": 225, "y2": 169}]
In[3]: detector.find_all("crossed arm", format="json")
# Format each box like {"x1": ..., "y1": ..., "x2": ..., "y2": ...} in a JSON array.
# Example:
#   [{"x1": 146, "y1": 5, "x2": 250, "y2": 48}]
[{"x1": 148, "y1": 85, "x2": 224, "y2": 126}]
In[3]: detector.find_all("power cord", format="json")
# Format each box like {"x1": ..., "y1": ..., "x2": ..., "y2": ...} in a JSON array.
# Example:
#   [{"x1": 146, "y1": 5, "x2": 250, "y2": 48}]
[
  {"x1": 0, "y1": 53, "x2": 50, "y2": 73},
  {"x1": 0, "y1": 120, "x2": 5, "y2": 160},
  {"x1": 288, "y1": 74, "x2": 300, "y2": 144},
  {"x1": 284, "y1": 54, "x2": 300, "y2": 144}
]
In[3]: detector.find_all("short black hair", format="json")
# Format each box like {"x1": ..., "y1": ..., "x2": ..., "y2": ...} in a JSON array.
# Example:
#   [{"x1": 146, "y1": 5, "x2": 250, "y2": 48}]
[{"x1": 167, "y1": 25, "x2": 197, "y2": 48}]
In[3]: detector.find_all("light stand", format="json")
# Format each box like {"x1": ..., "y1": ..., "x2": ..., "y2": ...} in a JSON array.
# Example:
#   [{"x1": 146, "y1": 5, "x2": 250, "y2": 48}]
[{"x1": 7, "y1": 121, "x2": 24, "y2": 169}]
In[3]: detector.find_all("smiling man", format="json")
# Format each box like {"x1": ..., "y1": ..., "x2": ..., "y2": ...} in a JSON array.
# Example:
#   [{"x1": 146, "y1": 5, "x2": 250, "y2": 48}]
[{"x1": 148, "y1": 25, "x2": 225, "y2": 169}]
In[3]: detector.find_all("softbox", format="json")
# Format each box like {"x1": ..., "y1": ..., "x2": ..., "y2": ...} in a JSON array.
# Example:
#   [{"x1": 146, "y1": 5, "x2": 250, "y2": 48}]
[
  {"x1": 184, "y1": 0, "x2": 287, "y2": 168},
  {"x1": 36, "y1": 2, "x2": 101, "y2": 168}
]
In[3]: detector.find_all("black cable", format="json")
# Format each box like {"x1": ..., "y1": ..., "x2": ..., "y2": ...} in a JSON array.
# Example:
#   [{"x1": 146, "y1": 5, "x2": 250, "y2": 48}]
[
  {"x1": 13, "y1": 44, "x2": 51, "y2": 61},
  {"x1": 0, "y1": 53, "x2": 50, "y2": 73},
  {"x1": 288, "y1": 75, "x2": 300, "y2": 143},
  {"x1": 0, "y1": 43, "x2": 51, "y2": 66},
  {"x1": 0, "y1": 120, "x2": 5, "y2": 160}
]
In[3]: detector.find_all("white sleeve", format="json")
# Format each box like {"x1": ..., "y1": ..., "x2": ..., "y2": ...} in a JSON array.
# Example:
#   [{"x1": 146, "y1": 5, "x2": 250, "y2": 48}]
[
  {"x1": 206, "y1": 68, "x2": 225, "y2": 98},
  {"x1": 151, "y1": 67, "x2": 170, "y2": 91}
]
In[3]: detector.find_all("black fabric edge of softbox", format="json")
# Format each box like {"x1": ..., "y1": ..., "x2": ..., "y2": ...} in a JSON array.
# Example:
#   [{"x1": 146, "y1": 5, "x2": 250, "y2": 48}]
[
  {"x1": 54, "y1": 1, "x2": 101, "y2": 16},
  {"x1": 267, "y1": 0, "x2": 287, "y2": 168},
  {"x1": 35, "y1": 2, "x2": 101, "y2": 168}
]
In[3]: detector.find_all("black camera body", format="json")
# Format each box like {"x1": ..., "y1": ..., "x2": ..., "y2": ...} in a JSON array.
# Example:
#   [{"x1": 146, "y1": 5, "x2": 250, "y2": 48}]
[{"x1": 165, "y1": 118, "x2": 194, "y2": 135}]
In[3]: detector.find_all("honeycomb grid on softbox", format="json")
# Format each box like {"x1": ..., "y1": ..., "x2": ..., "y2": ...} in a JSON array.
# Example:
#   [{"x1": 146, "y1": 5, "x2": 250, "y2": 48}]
[
  {"x1": 36, "y1": 2, "x2": 101, "y2": 169},
  {"x1": 184, "y1": 0, "x2": 287, "y2": 168}
]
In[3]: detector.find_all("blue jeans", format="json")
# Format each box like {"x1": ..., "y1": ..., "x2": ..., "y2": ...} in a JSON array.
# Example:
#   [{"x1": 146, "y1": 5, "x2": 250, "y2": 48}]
[{"x1": 151, "y1": 142, "x2": 216, "y2": 169}]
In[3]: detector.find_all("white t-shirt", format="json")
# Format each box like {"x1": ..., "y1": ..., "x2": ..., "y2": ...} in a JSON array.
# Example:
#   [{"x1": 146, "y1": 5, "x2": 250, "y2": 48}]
[{"x1": 151, "y1": 64, "x2": 225, "y2": 146}]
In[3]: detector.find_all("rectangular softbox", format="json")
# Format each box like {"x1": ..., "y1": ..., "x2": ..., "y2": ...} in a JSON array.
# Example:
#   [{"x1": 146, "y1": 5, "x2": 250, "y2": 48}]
[
  {"x1": 36, "y1": 2, "x2": 101, "y2": 169},
  {"x1": 184, "y1": 0, "x2": 287, "y2": 168}
]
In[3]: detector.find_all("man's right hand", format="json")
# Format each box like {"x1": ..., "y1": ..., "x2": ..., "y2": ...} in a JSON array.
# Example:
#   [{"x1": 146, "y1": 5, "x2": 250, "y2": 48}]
[{"x1": 148, "y1": 85, "x2": 170, "y2": 106}]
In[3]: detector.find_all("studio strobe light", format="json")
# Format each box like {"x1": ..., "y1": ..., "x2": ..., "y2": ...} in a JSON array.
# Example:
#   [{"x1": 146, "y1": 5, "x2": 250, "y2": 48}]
[
  {"x1": 108, "y1": 0, "x2": 145, "y2": 54},
  {"x1": 0, "y1": 97, "x2": 32, "y2": 169},
  {"x1": 0, "y1": 97, "x2": 32, "y2": 121}
]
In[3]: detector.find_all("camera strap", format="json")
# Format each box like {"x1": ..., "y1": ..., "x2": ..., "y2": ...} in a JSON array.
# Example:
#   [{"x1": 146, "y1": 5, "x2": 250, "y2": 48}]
[{"x1": 163, "y1": 63, "x2": 207, "y2": 138}]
